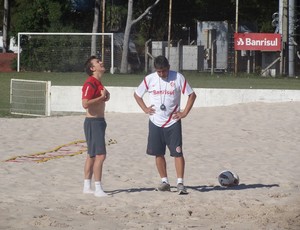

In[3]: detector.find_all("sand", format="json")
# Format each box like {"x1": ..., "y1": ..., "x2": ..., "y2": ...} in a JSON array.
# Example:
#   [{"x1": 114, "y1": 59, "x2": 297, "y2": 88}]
[{"x1": 0, "y1": 102, "x2": 300, "y2": 230}]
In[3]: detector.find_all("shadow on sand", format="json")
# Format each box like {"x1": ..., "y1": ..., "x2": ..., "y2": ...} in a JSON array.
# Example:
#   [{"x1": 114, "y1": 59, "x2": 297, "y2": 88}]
[
  {"x1": 187, "y1": 183, "x2": 279, "y2": 192},
  {"x1": 106, "y1": 183, "x2": 279, "y2": 195},
  {"x1": 107, "y1": 187, "x2": 156, "y2": 195}
]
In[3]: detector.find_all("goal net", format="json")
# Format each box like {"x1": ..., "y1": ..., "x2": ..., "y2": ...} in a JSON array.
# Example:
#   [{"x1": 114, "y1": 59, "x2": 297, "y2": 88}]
[
  {"x1": 17, "y1": 32, "x2": 114, "y2": 73},
  {"x1": 10, "y1": 79, "x2": 51, "y2": 116}
]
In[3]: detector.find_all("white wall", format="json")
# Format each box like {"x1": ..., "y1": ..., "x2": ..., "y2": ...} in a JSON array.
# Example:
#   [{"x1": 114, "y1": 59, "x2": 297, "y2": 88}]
[
  {"x1": 0, "y1": 37, "x2": 18, "y2": 53},
  {"x1": 51, "y1": 86, "x2": 149, "y2": 114},
  {"x1": 51, "y1": 86, "x2": 300, "y2": 114}
]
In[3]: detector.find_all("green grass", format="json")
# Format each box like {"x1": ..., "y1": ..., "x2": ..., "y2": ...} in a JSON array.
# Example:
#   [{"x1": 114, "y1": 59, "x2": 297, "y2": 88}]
[{"x1": 0, "y1": 71, "x2": 299, "y2": 117}]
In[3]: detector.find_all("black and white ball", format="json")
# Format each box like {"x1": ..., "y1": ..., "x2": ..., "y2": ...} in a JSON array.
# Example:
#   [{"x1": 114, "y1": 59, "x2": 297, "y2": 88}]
[{"x1": 218, "y1": 170, "x2": 239, "y2": 187}]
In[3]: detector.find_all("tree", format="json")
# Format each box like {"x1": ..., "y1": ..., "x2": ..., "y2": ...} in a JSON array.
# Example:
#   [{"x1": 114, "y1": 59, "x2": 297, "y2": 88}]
[
  {"x1": 11, "y1": 0, "x2": 67, "y2": 34},
  {"x1": 120, "y1": 0, "x2": 161, "y2": 73},
  {"x1": 2, "y1": 0, "x2": 10, "y2": 53},
  {"x1": 91, "y1": 0, "x2": 100, "y2": 56}
]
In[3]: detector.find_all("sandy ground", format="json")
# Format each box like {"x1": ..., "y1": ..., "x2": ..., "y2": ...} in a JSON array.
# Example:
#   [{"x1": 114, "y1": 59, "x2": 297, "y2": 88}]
[{"x1": 0, "y1": 102, "x2": 300, "y2": 230}]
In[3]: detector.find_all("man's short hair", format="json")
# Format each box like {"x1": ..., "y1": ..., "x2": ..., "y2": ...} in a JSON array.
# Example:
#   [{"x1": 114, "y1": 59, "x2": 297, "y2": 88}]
[
  {"x1": 154, "y1": 55, "x2": 169, "y2": 69},
  {"x1": 84, "y1": 56, "x2": 97, "y2": 76}
]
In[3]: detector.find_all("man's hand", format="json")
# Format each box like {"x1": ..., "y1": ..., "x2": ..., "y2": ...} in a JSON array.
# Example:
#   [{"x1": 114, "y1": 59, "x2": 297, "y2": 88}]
[
  {"x1": 104, "y1": 90, "x2": 110, "y2": 101},
  {"x1": 144, "y1": 105, "x2": 156, "y2": 115},
  {"x1": 172, "y1": 111, "x2": 186, "y2": 120}
]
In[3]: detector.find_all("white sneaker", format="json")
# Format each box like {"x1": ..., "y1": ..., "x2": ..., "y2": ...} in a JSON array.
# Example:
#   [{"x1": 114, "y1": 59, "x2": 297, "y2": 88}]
[
  {"x1": 83, "y1": 188, "x2": 94, "y2": 194},
  {"x1": 94, "y1": 190, "x2": 108, "y2": 197}
]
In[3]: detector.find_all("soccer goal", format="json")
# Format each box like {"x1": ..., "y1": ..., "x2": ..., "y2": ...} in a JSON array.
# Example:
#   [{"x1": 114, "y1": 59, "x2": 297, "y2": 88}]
[
  {"x1": 17, "y1": 32, "x2": 114, "y2": 73},
  {"x1": 10, "y1": 79, "x2": 51, "y2": 116}
]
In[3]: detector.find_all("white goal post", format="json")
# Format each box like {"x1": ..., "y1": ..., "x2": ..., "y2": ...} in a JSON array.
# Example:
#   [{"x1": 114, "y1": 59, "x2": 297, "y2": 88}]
[
  {"x1": 17, "y1": 32, "x2": 114, "y2": 74},
  {"x1": 10, "y1": 79, "x2": 51, "y2": 116}
]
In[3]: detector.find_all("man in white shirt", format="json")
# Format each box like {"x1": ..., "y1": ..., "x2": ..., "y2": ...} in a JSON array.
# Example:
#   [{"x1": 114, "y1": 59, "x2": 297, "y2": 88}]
[{"x1": 134, "y1": 55, "x2": 196, "y2": 194}]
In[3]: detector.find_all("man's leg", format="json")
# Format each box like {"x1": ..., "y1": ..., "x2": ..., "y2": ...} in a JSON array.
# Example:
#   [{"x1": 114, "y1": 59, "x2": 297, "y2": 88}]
[
  {"x1": 93, "y1": 154, "x2": 108, "y2": 197},
  {"x1": 156, "y1": 155, "x2": 167, "y2": 178},
  {"x1": 84, "y1": 155, "x2": 94, "y2": 179},
  {"x1": 175, "y1": 156, "x2": 185, "y2": 179},
  {"x1": 83, "y1": 155, "x2": 94, "y2": 193},
  {"x1": 93, "y1": 154, "x2": 106, "y2": 181},
  {"x1": 175, "y1": 156, "x2": 188, "y2": 194},
  {"x1": 156, "y1": 156, "x2": 171, "y2": 191}
]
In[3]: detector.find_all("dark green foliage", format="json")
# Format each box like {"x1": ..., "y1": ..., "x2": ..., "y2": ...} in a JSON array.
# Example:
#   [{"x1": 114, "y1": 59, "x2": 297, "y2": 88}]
[{"x1": 19, "y1": 35, "x2": 93, "y2": 72}]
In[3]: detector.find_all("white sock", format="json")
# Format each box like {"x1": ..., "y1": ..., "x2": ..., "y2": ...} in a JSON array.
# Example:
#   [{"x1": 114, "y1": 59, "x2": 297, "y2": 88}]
[
  {"x1": 83, "y1": 179, "x2": 94, "y2": 194},
  {"x1": 84, "y1": 179, "x2": 91, "y2": 189},
  {"x1": 177, "y1": 178, "x2": 183, "y2": 185},
  {"x1": 95, "y1": 181, "x2": 102, "y2": 191},
  {"x1": 161, "y1": 177, "x2": 169, "y2": 184},
  {"x1": 94, "y1": 181, "x2": 108, "y2": 197}
]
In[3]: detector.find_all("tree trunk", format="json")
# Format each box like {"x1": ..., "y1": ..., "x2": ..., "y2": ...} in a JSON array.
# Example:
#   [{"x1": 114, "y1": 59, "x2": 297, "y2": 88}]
[
  {"x1": 120, "y1": 0, "x2": 161, "y2": 74},
  {"x1": 120, "y1": 0, "x2": 133, "y2": 73},
  {"x1": 91, "y1": 0, "x2": 101, "y2": 56},
  {"x1": 2, "y1": 0, "x2": 10, "y2": 53}
]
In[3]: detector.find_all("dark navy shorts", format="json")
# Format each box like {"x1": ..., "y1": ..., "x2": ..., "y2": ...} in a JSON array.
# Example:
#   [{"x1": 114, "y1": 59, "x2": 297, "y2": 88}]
[
  {"x1": 146, "y1": 120, "x2": 183, "y2": 157},
  {"x1": 84, "y1": 117, "x2": 107, "y2": 158}
]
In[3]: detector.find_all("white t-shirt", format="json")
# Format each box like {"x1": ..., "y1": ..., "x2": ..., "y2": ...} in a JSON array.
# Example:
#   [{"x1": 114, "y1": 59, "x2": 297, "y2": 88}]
[{"x1": 135, "y1": 70, "x2": 194, "y2": 128}]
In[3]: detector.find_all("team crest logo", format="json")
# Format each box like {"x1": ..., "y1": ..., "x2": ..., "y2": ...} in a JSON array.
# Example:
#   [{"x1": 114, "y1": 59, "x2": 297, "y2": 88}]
[{"x1": 170, "y1": 81, "x2": 175, "y2": 88}]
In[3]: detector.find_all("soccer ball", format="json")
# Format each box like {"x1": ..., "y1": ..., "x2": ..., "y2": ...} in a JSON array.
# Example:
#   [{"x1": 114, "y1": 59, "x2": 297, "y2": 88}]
[{"x1": 218, "y1": 170, "x2": 239, "y2": 187}]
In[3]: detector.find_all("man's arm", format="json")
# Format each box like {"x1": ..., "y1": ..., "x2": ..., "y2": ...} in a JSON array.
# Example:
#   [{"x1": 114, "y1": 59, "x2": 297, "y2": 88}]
[
  {"x1": 172, "y1": 92, "x2": 196, "y2": 120},
  {"x1": 82, "y1": 88, "x2": 107, "y2": 109},
  {"x1": 134, "y1": 92, "x2": 155, "y2": 115}
]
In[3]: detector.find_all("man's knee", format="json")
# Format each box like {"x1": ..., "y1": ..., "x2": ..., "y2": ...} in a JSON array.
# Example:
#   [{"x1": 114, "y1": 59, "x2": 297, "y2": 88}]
[{"x1": 95, "y1": 154, "x2": 106, "y2": 161}]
